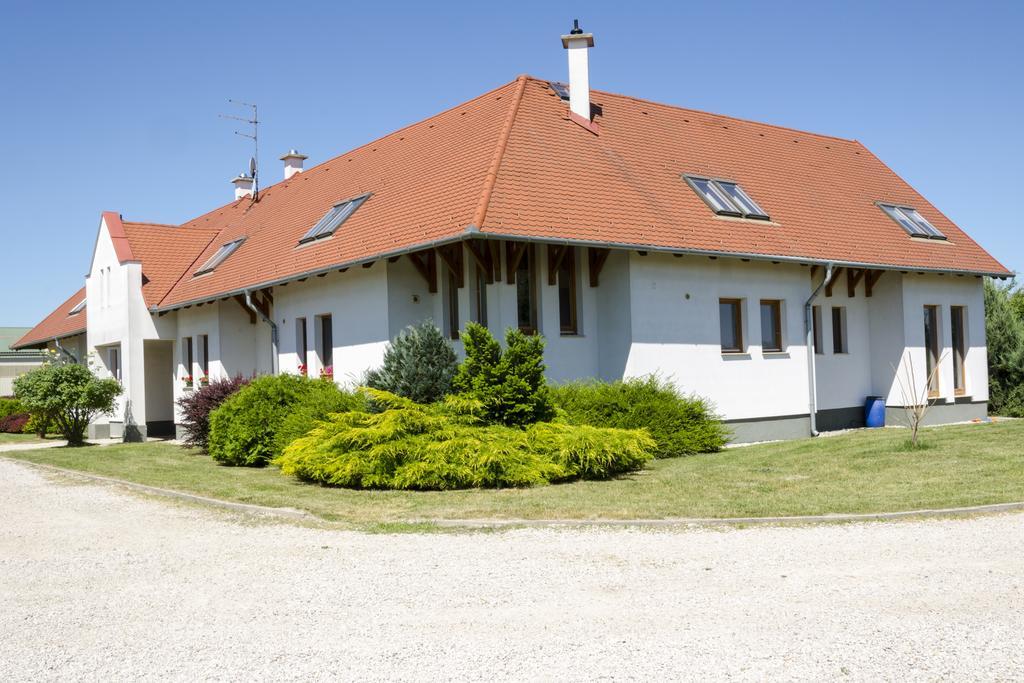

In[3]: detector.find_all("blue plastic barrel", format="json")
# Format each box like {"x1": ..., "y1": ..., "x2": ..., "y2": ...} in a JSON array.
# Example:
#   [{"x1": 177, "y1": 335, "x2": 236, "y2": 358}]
[{"x1": 865, "y1": 396, "x2": 885, "y2": 428}]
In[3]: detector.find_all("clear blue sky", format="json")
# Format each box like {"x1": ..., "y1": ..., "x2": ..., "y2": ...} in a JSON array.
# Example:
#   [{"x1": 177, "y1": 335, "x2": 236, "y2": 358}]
[{"x1": 1, "y1": 0, "x2": 1020, "y2": 326}]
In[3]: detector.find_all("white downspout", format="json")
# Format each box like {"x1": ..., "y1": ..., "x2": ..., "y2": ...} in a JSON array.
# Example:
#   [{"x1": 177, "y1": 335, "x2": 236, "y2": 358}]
[
  {"x1": 54, "y1": 338, "x2": 78, "y2": 364},
  {"x1": 244, "y1": 290, "x2": 278, "y2": 375},
  {"x1": 805, "y1": 263, "x2": 833, "y2": 436}
]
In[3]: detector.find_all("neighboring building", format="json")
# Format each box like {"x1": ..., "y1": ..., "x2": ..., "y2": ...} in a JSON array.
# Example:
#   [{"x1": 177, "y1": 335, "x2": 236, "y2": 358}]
[
  {"x1": 13, "y1": 25, "x2": 1012, "y2": 442},
  {"x1": 0, "y1": 327, "x2": 47, "y2": 396}
]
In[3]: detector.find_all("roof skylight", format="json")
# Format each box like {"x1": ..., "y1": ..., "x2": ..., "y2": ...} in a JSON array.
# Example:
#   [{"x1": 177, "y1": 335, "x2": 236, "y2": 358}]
[
  {"x1": 550, "y1": 82, "x2": 570, "y2": 100},
  {"x1": 878, "y1": 203, "x2": 946, "y2": 239},
  {"x1": 299, "y1": 194, "x2": 370, "y2": 244},
  {"x1": 68, "y1": 298, "x2": 86, "y2": 315},
  {"x1": 195, "y1": 238, "x2": 245, "y2": 276},
  {"x1": 683, "y1": 175, "x2": 770, "y2": 220}
]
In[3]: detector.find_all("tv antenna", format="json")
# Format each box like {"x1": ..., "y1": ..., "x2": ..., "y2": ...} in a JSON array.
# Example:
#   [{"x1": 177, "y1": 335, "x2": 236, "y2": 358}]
[{"x1": 219, "y1": 99, "x2": 259, "y2": 200}]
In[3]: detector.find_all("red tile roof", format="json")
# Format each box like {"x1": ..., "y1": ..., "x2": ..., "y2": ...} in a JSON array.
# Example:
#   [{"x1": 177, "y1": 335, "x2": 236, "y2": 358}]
[
  {"x1": 18, "y1": 74, "x2": 1012, "y2": 340},
  {"x1": 12, "y1": 288, "x2": 86, "y2": 349}
]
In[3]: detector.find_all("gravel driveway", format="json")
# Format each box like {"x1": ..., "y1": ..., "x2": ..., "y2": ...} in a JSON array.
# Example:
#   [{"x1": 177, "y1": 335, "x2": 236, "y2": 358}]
[{"x1": 1, "y1": 459, "x2": 1021, "y2": 681}]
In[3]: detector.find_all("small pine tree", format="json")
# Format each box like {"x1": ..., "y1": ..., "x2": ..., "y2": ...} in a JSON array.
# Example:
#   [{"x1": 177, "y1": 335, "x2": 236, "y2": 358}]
[
  {"x1": 364, "y1": 320, "x2": 457, "y2": 404},
  {"x1": 453, "y1": 323, "x2": 555, "y2": 426},
  {"x1": 985, "y1": 278, "x2": 1024, "y2": 417}
]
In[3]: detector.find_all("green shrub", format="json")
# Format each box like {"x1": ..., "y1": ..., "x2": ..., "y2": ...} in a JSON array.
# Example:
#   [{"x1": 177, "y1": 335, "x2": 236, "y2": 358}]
[
  {"x1": 364, "y1": 320, "x2": 457, "y2": 403},
  {"x1": 209, "y1": 374, "x2": 353, "y2": 467},
  {"x1": 274, "y1": 388, "x2": 653, "y2": 490},
  {"x1": 985, "y1": 279, "x2": 1024, "y2": 417},
  {"x1": 0, "y1": 397, "x2": 25, "y2": 420},
  {"x1": 452, "y1": 323, "x2": 555, "y2": 426},
  {"x1": 550, "y1": 376, "x2": 728, "y2": 457},
  {"x1": 14, "y1": 363, "x2": 121, "y2": 446},
  {"x1": 23, "y1": 413, "x2": 50, "y2": 437},
  {"x1": 273, "y1": 383, "x2": 366, "y2": 455}
]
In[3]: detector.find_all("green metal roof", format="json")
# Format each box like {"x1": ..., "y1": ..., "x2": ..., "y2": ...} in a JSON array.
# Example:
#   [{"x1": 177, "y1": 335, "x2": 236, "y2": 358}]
[{"x1": 0, "y1": 327, "x2": 45, "y2": 360}]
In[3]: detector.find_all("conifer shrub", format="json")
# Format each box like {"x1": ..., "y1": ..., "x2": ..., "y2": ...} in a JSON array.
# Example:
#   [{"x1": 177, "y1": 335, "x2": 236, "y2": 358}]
[
  {"x1": 550, "y1": 376, "x2": 729, "y2": 457},
  {"x1": 176, "y1": 375, "x2": 249, "y2": 452},
  {"x1": 452, "y1": 323, "x2": 555, "y2": 426},
  {"x1": 208, "y1": 374, "x2": 360, "y2": 466},
  {"x1": 364, "y1": 320, "x2": 457, "y2": 403},
  {"x1": 273, "y1": 383, "x2": 366, "y2": 455},
  {"x1": 274, "y1": 388, "x2": 654, "y2": 490}
]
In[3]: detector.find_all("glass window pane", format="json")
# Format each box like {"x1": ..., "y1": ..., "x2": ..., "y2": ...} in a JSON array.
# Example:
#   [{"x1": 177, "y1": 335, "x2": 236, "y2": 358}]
[
  {"x1": 717, "y1": 181, "x2": 768, "y2": 218},
  {"x1": 719, "y1": 300, "x2": 740, "y2": 351},
  {"x1": 902, "y1": 208, "x2": 944, "y2": 238},
  {"x1": 690, "y1": 177, "x2": 740, "y2": 214},
  {"x1": 516, "y1": 248, "x2": 535, "y2": 332},
  {"x1": 881, "y1": 204, "x2": 927, "y2": 236},
  {"x1": 760, "y1": 301, "x2": 781, "y2": 351}
]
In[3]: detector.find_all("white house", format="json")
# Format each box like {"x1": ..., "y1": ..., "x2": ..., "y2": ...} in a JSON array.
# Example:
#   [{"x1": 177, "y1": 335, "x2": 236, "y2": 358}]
[{"x1": 14, "y1": 24, "x2": 1012, "y2": 442}]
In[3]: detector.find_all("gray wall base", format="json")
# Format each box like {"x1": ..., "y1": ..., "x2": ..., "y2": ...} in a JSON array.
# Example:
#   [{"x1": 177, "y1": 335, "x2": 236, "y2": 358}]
[
  {"x1": 885, "y1": 400, "x2": 987, "y2": 428},
  {"x1": 88, "y1": 423, "x2": 110, "y2": 440},
  {"x1": 815, "y1": 406, "x2": 865, "y2": 432},
  {"x1": 725, "y1": 414, "x2": 811, "y2": 444},
  {"x1": 175, "y1": 423, "x2": 188, "y2": 440}
]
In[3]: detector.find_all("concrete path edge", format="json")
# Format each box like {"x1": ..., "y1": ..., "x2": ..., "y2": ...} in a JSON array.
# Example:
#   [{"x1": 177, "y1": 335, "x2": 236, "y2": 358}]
[{"x1": 4, "y1": 456, "x2": 1023, "y2": 528}]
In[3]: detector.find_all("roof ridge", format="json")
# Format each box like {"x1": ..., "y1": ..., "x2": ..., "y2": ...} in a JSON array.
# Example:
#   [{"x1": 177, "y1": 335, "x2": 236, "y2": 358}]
[
  {"x1": 562, "y1": 79, "x2": 859, "y2": 145},
  {"x1": 471, "y1": 74, "x2": 529, "y2": 229}
]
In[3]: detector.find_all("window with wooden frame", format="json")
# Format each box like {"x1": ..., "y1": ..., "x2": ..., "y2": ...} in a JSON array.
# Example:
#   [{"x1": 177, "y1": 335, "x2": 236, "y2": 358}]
[
  {"x1": 446, "y1": 267, "x2": 461, "y2": 340},
  {"x1": 515, "y1": 245, "x2": 538, "y2": 334},
  {"x1": 719, "y1": 298, "x2": 744, "y2": 353},
  {"x1": 472, "y1": 264, "x2": 488, "y2": 327},
  {"x1": 198, "y1": 334, "x2": 209, "y2": 377},
  {"x1": 924, "y1": 305, "x2": 940, "y2": 397},
  {"x1": 557, "y1": 248, "x2": 578, "y2": 335},
  {"x1": 182, "y1": 337, "x2": 194, "y2": 380},
  {"x1": 759, "y1": 300, "x2": 783, "y2": 352},
  {"x1": 108, "y1": 346, "x2": 121, "y2": 382},
  {"x1": 812, "y1": 306, "x2": 823, "y2": 354},
  {"x1": 317, "y1": 314, "x2": 334, "y2": 372},
  {"x1": 296, "y1": 318, "x2": 308, "y2": 371},
  {"x1": 951, "y1": 306, "x2": 967, "y2": 395},
  {"x1": 831, "y1": 307, "x2": 848, "y2": 354}
]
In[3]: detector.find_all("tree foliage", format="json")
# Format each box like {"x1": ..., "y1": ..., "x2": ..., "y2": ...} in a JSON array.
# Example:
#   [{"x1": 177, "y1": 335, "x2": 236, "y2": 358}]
[
  {"x1": 364, "y1": 320, "x2": 457, "y2": 403},
  {"x1": 985, "y1": 279, "x2": 1024, "y2": 417},
  {"x1": 452, "y1": 323, "x2": 555, "y2": 426},
  {"x1": 176, "y1": 375, "x2": 249, "y2": 452},
  {"x1": 14, "y1": 363, "x2": 121, "y2": 446}
]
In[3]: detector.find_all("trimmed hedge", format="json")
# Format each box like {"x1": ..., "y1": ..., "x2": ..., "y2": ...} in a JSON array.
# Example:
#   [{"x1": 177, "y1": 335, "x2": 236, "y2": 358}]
[
  {"x1": 550, "y1": 376, "x2": 728, "y2": 457},
  {"x1": 274, "y1": 389, "x2": 654, "y2": 490},
  {"x1": 176, "y1": 376, "x2": 249, "y2": 452},
  {"x1": 0, "y1": 413, "x2": 30, "y2": 433},
  {"x1": 209, "y1": 374, "x2": 361, "y2": 467}
]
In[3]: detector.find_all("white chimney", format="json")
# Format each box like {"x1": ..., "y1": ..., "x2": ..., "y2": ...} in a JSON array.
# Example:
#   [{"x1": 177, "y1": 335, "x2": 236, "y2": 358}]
[
  {"x1": 280, "y1": 149, "x2": 308, "y2": 180},
  {"x1": 231, "y1": 174, "x2": 254, "y2": 200},
  {"x1": 561, "y1": 19, "x2": 594, "y2": 121}
]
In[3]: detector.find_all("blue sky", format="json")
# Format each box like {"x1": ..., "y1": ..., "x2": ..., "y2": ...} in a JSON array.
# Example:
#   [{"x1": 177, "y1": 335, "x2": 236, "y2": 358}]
[{"x1": 1, "y1": 0, "x2": 1020, "y2": 326}]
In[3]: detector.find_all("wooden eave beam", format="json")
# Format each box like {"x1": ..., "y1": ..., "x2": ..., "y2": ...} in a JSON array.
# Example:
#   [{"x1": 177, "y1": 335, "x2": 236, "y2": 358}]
[
  {"x1": 865, "y1": 269, "x2": 884, "y2": 297},
  {"x1": 588, "y1": 247, "x2": 610, "y2": 287},
  {"x1": 506, "y1": 241, "x2": 527, "y2": 284},
  {"x1": 436, "y1": 244, "x2": 464, "y2": 288},
  {"x1": 465, "y1": 240, "x2": 494, "y2": 284},
  {"x1": 547, "y1": 245, "x2": 568, "y2": 285},
  {"x1": 406, "y1": 250, "x2": 437, "y2": 293},
  {"x1": 846, "y1": 268, "x2": 865, "y2": 298},
  {"x1": 824, "y1": 267, "x2": 844, "y2": 297}
]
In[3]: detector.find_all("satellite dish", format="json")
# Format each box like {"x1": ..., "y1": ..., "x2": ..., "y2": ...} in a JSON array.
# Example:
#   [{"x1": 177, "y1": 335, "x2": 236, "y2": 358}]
[{"x1": 248, "y1": 156, "x2": 257, "y2": 178}]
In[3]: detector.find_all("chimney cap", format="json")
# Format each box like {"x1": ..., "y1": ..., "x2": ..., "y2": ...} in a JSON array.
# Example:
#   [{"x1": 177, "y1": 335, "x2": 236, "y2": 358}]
[
  {"x1": 232, "y1": 173, "x2": 254, "y2": 185},
  {"x1": 280, "y1": 149, "x2": 308, "y2": 161},
  {"x1": 561, "y1": 19, "x2": 594, "y2": 48}
]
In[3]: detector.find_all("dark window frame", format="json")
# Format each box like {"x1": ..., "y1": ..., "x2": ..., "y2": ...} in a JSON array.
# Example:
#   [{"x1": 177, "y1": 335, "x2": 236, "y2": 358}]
[
  {"x1": 472, "y1": 264, "x2": 488, "y2": 327},
  {"x1": 924, "y1": 305, "x2": 941, "y2": 397},
  {"x1": 719, "y1": 298, "x2": 744, "y2": 353},
  {"x1": 683, "y1": 174, "x2": 770, "y2": 221},
  {"x1": 199, "y1": 334, "x2": 209, "y2": 377},
  {"x1": 951, "y1": 305, "x2": 966, "y2": 395},
  {"x1": 831, "y1": 307, "x2": 848, "y2": 354},
  {"x1": 296, "y1": 317, "x2": 308, "y2": 370},
  {"x1": 317, "y1": 314, "x2": 334, "y2": 371},
  {"x1": 516, "y1": 245, "x2": 539, "y2": 335},
  {"x1": 183, "y1": 337, "x2": 194, "y2": 378},
  {"x1": 557, "y1": 247, "x2": 579, "y2": 335},
  {"x1": 812, "y1": 305, "x2": 823, "y2": 355},
  {"x1": 759, "y1": 299, "x2": 783, "y2": 353},
  {"x1": 298, "y1": 193, "x2": 372, "y2": 244},
  {"x1": 446, "y1": 267, "x2": 460, "y2": 340},
  {"x1": 877, "y1": 202, "x2": 947, "y2": 240},
  {"x1": 195, "y1": 238, "x2": 246, "y2": 276}
]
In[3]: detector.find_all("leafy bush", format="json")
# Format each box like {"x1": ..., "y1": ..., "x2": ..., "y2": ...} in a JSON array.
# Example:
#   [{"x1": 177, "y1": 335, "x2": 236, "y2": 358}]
[
  {"x1": 14, "y1": 363, "x2": 121, "y2": 446},
  {"x1": 364, "y1": 320, "x2": 457, "y2": 403},
  {"x1": 0, "y1": 413, "x2": 30, "y2": 433},
  {"x1": 209, "y1": 374, "x2": 359, "y2": 466},
  {"x1": 551, "y1": 376, "x2": 728, "y2": 457},
  {"x1": 23, "y1": 413, "x2": 50, "y2": 437},
  {"x1": 274, "y1": 388, "x2": 654, "y2": 490},
  {"x1": 985, "y1": 279, "x2": 1024, "y2": 417},
  {"x1": 176, "y1": 375, "x2": 249, "y2": 452},
  {"x1": 452, "y1": 323, "x2": 555, "y2": 426},
  {"x1": 0, "y1": 397, "x2": 25, "y2": 420},
  {"x1": 273, "y1": 382, "x2": 366, "y2": 455}
]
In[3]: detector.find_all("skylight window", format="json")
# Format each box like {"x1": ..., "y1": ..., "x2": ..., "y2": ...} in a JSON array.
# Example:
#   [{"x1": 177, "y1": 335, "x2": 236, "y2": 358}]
[
  {"x1": 683, "y1": 175, "x2": 770, "y2": 221},
  {"x1": 878, "y1": 203, "x2": 946, "y2": 239},
  {"x1": 69, "y1": 298, "x2": 86, "y2": 315},
  {"x1": 550, "y1": 82, "x2": 570, "y2": 100},
  {"x1": 195, "y1": 238, "x2": 245, "y2": 276},
  {"x1": 299, "y1": 194, "x2": 370, "y2": 244}
]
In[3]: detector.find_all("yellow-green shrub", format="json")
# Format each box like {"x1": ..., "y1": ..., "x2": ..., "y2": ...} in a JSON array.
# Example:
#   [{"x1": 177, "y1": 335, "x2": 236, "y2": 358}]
[{"x1": 274, "y1": 389, "x2": 654, "y2": 489}]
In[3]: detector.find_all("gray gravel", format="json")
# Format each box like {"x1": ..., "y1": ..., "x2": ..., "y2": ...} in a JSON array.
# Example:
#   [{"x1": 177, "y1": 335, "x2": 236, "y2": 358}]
[{"x1": 1, "y1": 459, "x2": 1022, "y2": 681}]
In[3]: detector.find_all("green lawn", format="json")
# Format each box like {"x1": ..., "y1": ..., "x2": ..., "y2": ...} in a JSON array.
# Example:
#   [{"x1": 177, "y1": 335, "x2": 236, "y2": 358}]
[
  {"x1": 4, "y1": 420, "x2": 1023, "y2": 526},
  {"x1": 0, "y1": 433, "x2": 50, "y2": 445}
]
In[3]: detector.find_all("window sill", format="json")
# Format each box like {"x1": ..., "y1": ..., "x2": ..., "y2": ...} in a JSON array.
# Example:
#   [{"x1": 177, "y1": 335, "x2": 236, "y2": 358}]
[
  {"x1": 721, "y1": 352, "x2": 751, "y2": 360},
  {"x1": 762, "y1": 351, "x2": 789, "y2": 358},
  {"x1": 559, "y1": 332, "x2": 583, "y2": 338}
]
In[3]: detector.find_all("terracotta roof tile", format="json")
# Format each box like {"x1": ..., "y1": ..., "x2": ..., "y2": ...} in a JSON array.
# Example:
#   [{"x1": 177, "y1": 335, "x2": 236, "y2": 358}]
[{"x1": 12, "y1": 287, "x2": 86, "y2": 349}]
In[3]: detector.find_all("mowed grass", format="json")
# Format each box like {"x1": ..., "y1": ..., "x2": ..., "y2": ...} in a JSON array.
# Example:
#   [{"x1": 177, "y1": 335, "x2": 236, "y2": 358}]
[
  {"x1": 4, "y1": 420, "x2": 1023, "y2": 525},
  {"x1": 0, "y1": 433, "x2": 49, "y2": 445}
]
